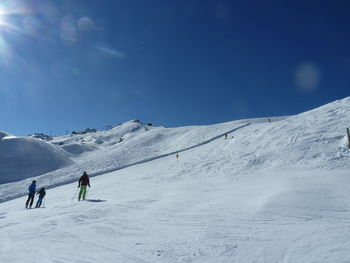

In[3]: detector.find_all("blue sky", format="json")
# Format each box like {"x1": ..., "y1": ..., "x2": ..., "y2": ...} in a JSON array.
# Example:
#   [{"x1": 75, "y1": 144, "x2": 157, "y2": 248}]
[{"x1": 0, "y1": 0, "x2": 349, "y2": 135}]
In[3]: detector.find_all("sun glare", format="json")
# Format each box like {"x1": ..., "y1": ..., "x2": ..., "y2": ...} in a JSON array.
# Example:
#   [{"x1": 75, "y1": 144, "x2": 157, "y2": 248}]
[
  {"x1": 0, "y1": 9, "x2": 10, "y2": 63},
  {"x1": 0, "y1": 5, "x2": 8, "y2": 26},
  {"x1": 0, "y1": 1, "x2": 35, "y2": 69},
  {"x1": 0, "y1": 4, "x2": 18, "y2": 33}
]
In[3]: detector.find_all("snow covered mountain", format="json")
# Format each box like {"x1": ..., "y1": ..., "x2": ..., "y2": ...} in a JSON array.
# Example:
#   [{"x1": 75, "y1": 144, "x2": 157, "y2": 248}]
[{"x1": 1, "y1": 97, "x2": 350, "y2": 262}]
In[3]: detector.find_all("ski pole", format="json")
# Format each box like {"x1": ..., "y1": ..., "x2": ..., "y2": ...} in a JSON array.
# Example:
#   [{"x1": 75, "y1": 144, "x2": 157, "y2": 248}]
[{"x1": 71, "y1": 187, "x2": 79, "y2": 202}]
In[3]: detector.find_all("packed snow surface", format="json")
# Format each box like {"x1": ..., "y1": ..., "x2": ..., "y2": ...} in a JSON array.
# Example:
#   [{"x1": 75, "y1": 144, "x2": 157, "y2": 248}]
[{"x1": 1, "y1": 97, "x2": 350, "y2": 262}]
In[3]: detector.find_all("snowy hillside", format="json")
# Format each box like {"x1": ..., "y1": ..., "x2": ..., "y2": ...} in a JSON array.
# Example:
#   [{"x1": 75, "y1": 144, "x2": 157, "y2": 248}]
[
  {"x1": 2, "y1": 97, "x2": 350, "y2": 201},
  {"x1": 0, "y1": 133, "x2": 73, "y2": 184},
  {"x1": 1, "y1": 97, "x2": 350, "y2": 262},
  {"x1": 0, "y1": 119, "x2": 255, "y2": 201}
]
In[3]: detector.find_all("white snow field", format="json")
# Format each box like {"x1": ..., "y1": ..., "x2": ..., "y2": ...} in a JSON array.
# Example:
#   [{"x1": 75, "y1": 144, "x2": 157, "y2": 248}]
[{"x1": 1, "y1": 97, "x2": 350, "y2": 262}]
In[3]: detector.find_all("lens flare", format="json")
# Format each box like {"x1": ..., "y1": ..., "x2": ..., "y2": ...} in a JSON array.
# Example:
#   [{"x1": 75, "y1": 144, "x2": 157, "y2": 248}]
[{"x1": 295, "y1": 62, "x2": 321, "y2": 92}]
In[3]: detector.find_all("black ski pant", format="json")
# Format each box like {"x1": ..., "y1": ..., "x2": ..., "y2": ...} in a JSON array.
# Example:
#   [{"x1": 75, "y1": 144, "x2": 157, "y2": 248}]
[
  {"x1": 26, "y1": 194, "x2": 35, "y2": 208},
  {"x1": 36, "y1": 197, "x2": 44, "y2": 208}
]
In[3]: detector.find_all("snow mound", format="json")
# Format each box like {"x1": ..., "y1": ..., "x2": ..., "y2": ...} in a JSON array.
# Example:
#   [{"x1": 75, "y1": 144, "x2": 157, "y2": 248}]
[
  {"x1": 61, "y1": 143, "x2": 97, "y2": 155},
  {"x1": 0, "y1": 137, "x2": 73, "y2": 184},
  {"x1": 97, "y1": 120, "x2": 148, "y2": 142},
  {"x1": 0, "y1": 131, "x2": 10, "y2": 140}
]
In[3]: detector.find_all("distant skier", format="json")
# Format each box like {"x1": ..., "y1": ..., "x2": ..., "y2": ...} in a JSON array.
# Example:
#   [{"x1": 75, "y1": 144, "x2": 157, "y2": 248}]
[
  {"x1": 25, "y1": 180, "x2": 36, "y2": 209},
  {"x1": 35, "y1": 187, "x2": 46, "y2": 208},
  {"x1": 78, "y1": 171, "x2": 90, "y2": 201},
  {"x1": 224, "y1": 134, "x2": 228, "y2": 139}
]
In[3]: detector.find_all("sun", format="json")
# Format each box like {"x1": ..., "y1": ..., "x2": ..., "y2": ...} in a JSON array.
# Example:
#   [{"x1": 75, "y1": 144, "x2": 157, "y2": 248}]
[
  {"x1": 0, "y1": 1, "x2": 32, "y2": 33},
  {"x1": 0, "y1": 5, "x2": 15, "y2": 33},
  {"x1": 0, "y1": 5, "x2": 9, "y2": 26},
  {"x1": 0, "y1": 1, "x2": 30, "y2": 67}
]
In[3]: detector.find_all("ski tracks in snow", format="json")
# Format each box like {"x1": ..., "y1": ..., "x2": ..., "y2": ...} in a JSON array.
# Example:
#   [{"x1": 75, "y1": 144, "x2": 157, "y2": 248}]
[{"x1": 0, "y1": 212, "x2": 6, "y2": 219}]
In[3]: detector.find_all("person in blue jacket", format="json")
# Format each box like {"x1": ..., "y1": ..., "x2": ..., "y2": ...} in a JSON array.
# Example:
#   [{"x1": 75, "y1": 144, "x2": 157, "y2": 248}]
[
  {"x1": 35, "y1": 187, "x2": 46, "y2": 208},
  {"x1": 25, "y1": 180, "x2": 36, "y2": 209}
]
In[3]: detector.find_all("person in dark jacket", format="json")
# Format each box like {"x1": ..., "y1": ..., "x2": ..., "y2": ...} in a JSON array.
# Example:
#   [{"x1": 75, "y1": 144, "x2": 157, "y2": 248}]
[
  {"x1": 36, "y1": 187, "x2": 46, "y2": 208},
  {"x1": 78, "y1": 171, "x2": 90, "y2": 201},
  {"x1": 25, "y1": 180, "x2": 36, "y2": 209}
]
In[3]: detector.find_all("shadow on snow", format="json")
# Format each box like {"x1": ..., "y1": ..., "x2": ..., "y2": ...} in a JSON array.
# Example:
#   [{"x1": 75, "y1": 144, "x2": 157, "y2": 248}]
[{"x1": 85, "y1": 199, "x2": 107, "y2": 203}]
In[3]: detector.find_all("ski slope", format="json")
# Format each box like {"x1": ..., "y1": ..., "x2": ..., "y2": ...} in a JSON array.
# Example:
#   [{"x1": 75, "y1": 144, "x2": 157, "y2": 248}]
[
  {"x1": 1, "y1": 97, "x2": 350, "y2": 262},
  {"x1": 0, "y1": 119, "x2": 256, "y2": 202}
]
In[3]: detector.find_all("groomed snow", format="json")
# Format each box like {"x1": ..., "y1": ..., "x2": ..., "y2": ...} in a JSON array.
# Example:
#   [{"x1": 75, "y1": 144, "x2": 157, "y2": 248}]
[{"x1": 1, "y1": 97, "x2": 350, "y2": 262}]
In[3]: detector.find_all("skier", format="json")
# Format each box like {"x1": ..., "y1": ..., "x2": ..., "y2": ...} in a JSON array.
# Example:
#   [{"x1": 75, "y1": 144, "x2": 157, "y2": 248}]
[
  {"x1": 36, "y1": 187, "x2": 46, "y2": 208},
  {"x1": 78, "y1": 171, "x2": 90, "y2": 201},
  {"x1": 224, "y1": 134, "x2": 228, "y2": 139},
  {"x1": 25, "y1": 180, "x2": 36, "y2": 209}
]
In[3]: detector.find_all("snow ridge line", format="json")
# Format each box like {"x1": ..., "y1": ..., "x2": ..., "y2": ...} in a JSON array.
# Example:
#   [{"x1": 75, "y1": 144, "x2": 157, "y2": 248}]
[{"x1": 0, "y1": 123, "x2": 250, "y2": 203}]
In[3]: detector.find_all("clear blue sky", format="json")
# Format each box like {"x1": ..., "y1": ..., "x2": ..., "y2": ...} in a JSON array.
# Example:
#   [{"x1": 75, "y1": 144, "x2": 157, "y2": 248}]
[{"x1": 0, "y1": 0, "x2": 349, "y2": 135}]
